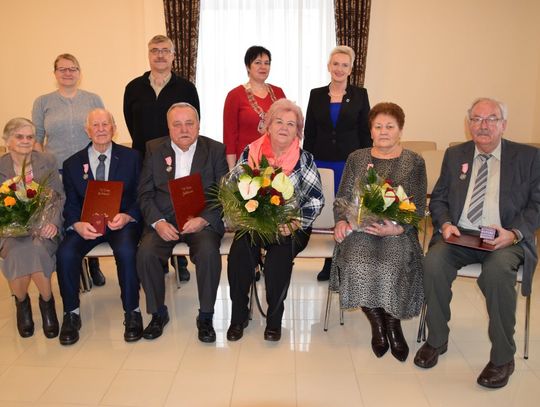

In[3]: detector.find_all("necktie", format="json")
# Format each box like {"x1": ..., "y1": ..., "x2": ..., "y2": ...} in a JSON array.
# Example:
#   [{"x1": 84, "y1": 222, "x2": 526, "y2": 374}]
[
  {"x1": 467, "y1": 154, "x2": 491, "y2": 224},
  {"x1": 96, "y1": 154, "x2": 107, "y2": 181}
]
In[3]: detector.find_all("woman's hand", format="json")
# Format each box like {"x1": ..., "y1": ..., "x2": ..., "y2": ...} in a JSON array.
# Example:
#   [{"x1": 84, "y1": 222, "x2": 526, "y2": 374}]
[
  {"x1": 364, "y1": 219, "x2": 404, "y2": 237},
  {"x1": 39, "y1": 223, "x2": 57, "y2": 239},
  {"x1": 334, "y1": 220, "x2": 352, "y2": 243},
  {"x1": 278, "y1": 220, "x2": 300, "y2": 236}
]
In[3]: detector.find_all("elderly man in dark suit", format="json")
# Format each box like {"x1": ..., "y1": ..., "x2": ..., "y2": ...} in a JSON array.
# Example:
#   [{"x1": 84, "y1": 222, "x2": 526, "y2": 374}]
[
  {"x1": 414, "y1": 98, "x2": 540, "y2": 388},
  {"x1": 136, "y1": 102, "x2": 228, "y2": 343},
  {"x1": 56, "y1": 108, "x2": 143, "y2": 345}
]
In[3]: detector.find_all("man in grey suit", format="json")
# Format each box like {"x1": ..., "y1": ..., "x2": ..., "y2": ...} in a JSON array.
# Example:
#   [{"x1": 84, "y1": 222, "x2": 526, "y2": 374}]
[
  {"x1": 414, "y1": 98, "x2": 540, "y2": 388},
  {"x1": 136, "y1": 102, "x2": 228, "y2": 343}
]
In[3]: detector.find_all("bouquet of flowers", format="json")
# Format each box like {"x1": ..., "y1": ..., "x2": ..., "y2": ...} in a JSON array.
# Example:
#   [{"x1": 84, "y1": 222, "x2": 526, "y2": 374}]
[
  {"x1": 0, "y1": 163, "x2": 55, "y2": 237},
  {"x1": 336, "y1": 164, "x2": 421, "y2": 231},
  {"x1": 216, "y1": 155, "x2": 299, "y2": 244}
]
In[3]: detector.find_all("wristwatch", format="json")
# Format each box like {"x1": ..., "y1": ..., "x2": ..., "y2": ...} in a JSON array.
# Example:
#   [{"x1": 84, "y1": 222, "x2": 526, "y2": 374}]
[{"x1": 511, "y1": 229, "x2": 522, "y2": 245}]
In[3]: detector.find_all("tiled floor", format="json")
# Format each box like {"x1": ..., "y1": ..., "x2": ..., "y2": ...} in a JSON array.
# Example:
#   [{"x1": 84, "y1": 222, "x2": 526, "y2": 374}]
[{"x1": 0, "y1": 256, "x2": 539, "y2": 406}]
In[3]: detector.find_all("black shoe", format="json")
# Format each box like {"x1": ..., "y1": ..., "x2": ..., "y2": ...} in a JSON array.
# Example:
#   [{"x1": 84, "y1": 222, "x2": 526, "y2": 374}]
[
  {"x1": 39, "y1": 295, "x2": 59, "y2": 338},
  {"x1": 227, "y1": 320, "x2": 249, "y2": 341},
  {"x1": 316, "y1": 258, "x2": 332, "y2": 281},
  {"x1": 413, "y1": 341, "x2": 448, "y2": 368},
  {"x1": 88, "y1": 258, "x2": 106, "y2": 286},
  {"x1": 196, "y1": 317, "x2": 216, "y2": 343},
  {"x1": 124, "y1": 311, "x2": 143, "y2": 342},
  {"x1": 264, "y1": 327, "x2": 282, "y2": 341},
  {"x1": 477, "y1": 359, "x2": 515, "y2": 388},
  {"x1": 15, "y1": 295, "x2": 34, "y2": 338},
  {"x1": 385, "y1": 313, "x2": 409, "y2": 362},
  {"x1": 178, "y1": 266, "x2": 190, "y2": 282},
  {"x1": 362, "y1": 307, "x2": 389, "y2": 358},
  {"x1": 142, "y1": 312, "x2": 170, "y2": 340},
  {"x1": 59, "y1": 312, "x2": 81, "y2": 345}
]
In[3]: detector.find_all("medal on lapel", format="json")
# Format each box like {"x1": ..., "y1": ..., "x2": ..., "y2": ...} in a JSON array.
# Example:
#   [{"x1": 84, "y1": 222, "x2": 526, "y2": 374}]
[
  {"x1": 165, "y1": 156, "x2": 172, "y2": 173},
  {"x1": 83, "y1": 163, "x2": 89, "y2": 180},
  {"x1": 459, "y1": 163, "x2": 468, "y2": 180}
]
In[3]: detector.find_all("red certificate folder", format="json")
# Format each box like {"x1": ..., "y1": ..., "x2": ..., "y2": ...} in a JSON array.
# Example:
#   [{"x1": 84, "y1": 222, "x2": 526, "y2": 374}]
[
  {"x1": 80, "y1": 180, "x2": 124, "y2": 234},
  {"x1": 168, "y1": 173, "x2": 206, "y2": 229},
  {"x1": 444, "y1": 233, "x2": 495, "y2": 252}
]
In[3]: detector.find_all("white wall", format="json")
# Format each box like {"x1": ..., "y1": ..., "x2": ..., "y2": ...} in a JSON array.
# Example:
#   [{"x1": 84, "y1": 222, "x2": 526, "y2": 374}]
[{"x1": 0, "y1": 0, "x2": 539, "y2": 148}]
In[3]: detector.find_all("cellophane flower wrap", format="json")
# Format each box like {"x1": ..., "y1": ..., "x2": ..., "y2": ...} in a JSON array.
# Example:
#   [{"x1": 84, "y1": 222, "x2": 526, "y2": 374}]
[
  {"x1": 0, "y1": 162, "x2": 56, "y2": 238},
  {"x1": 216, "y1": 155, "x2": 299, "y2": 244},
  {"x1": 335, "y1": 164, "x2": 421, "y2": 231}
]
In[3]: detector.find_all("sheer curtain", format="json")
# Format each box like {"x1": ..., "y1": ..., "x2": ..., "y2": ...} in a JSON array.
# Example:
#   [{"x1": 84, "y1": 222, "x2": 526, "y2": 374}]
[{"x1": 196, "y1": 0, "x2": 336, "y2": 142}]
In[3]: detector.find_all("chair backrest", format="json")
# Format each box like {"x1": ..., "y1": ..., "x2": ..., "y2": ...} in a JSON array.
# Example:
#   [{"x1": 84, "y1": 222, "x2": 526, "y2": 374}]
[
  {"x1": 313, "y1": 168, "x2": 335, "y2": 229},
  {"x1": 401, "y1": 141, "x2": 437, "y2": 154},
  {"x1": 448, "y1": 141, "x2": 464, "y2": 147},
  {"x1": 457, "y1": 263, "x2": 523, "y2": 283},
  {"x1": 421, "y1": 150, "x2": 446, "y2": 195},
  {"x1": 526, "y1": 142, "x2": 540, "y2": 148}
]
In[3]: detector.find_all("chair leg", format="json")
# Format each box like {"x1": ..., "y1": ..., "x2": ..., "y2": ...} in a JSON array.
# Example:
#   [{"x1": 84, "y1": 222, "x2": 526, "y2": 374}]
[
  {"x1": 416, "y1": 302, "x2": 427, "y2": 343},
  {"x1": 524, "y1": 295, "x2": 531, "y2": 360},
  {"x1": 323, "y1": 288, "x2": 333, "y2": 332},
  {"x1": 80, "y1": 258, "x2": 92, "y2": 293},
  {"x1": 339, "y1": 307, "x2": 344, "y2": 325},
  {"x1": 173, "y1": 256, "x2": 181, "y2": 289}
]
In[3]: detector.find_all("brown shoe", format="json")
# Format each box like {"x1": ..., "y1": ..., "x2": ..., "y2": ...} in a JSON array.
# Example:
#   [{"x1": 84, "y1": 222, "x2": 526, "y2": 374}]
[
  {"x1": 477, "y1": 359, "x2": 515, "y2": 389},
  {"x1": 413, "y1": 341, "x2": 448, "y2": 368}
]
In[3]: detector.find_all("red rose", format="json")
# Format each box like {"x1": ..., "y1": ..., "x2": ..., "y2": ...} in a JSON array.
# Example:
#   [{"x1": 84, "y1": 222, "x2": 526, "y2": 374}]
[
  {"x1": 9, "y1": 183, "x2": 17, "y2": 191},
  {"x1": 26, "y1": 189, "x2": 37, "y2": 198}
]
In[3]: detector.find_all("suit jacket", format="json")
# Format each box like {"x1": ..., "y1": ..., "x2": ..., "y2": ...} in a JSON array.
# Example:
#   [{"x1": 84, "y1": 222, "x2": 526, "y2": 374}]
[
  {"x1": 303, "y1": 84, "x2": 371, "y2": 161},
  {"x1": 429, "y1": 139, "x2": 540, "y2": 295},
  {"x1": 62, "y1": 142, "x2": 142, "y2": 228},
  {"x1": 137, "y1": 135, "x2": 228, "y2": 236},
  {"x1": 0, "y1": 151, "x2": 65, "y2": 229}
]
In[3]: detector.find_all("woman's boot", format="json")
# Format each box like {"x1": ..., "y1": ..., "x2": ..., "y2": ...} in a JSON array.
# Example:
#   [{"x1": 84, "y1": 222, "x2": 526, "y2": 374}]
[
  {"x1": 385, "y1": 312, "x2": 409, "y2": 361},
  {"x1": 15, "y1": 295, "x2": 34, "y2": 338},
  {"x1": 39, "y1": 295, "x2": 59, "y2": 338},
  {"x1": 362, "y1": 307, "x2": 389, "y2": 357}
]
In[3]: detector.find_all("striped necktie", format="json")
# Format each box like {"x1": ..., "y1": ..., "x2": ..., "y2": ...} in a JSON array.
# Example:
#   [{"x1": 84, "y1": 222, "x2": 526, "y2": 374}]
[
  {"x1": 96, "y1": 154, "x2": 107, "y2": 181},
  {"x1": 467, "y1": 154, "x2": 492, "y2": 224}
]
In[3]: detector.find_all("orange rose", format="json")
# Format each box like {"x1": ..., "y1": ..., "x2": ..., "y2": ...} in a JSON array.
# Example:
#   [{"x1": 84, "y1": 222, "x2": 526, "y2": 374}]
[
  {"x1": 270, "y1": 195, "x2": 281, "y2": 206},
  {"x1": 399, "y1": 200, "x2": 417, "y2": 212},
  {"x1": 261, "y1": 177, "x2": 271, "y2": 187},
  {"x1": 244, "y1": 199, "x2": 259, "y2": 213},
  {"x1": 4, "y1": 196, "x2": 16, "y2": 207}
]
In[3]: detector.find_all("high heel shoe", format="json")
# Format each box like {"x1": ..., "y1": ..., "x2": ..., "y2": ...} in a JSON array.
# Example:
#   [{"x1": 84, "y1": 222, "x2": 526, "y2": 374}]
[
  {"x1": 385, "y1": 312, "x2": 409, "y2": 361},
  {"x1": 39, "y1": 295, "x2": 59, "y2": 338},
  {"x1": 15, "y1": 295, "x2": 34, "y2": 338},
  {"x1": 362, "y1": 307, "x2": 389, "y2": 357}
]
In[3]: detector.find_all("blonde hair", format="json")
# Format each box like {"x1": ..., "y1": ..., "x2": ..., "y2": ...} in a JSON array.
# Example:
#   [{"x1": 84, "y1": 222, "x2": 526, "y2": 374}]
[
  {"x1": 54, "y1": 53, "x2": 80, "y2": 71},
  {"x1": 328, "y1": 45, "x2": 355, "y2": 68}
]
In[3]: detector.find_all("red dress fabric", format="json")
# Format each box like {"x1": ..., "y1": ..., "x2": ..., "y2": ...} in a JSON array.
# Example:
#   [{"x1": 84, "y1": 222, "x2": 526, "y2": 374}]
[{"x1": 223, "y1": 84, "x2": 286, "y2": 159}]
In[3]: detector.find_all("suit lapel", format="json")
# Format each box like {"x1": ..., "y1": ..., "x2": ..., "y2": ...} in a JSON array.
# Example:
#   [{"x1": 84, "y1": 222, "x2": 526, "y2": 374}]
[
  {"x1": 190, "y1": 137, "x2": 207, "y2": 175},
  {"x1": 108, "y1": 143, "x2": 120, "y2": 180},
  {"x1": 498, "y1": 139, "x2": 514, "y2": 220},
  {"x1": 160, "y1": 142, "x2": 176, "y2": 180},
  {"x1": 454, "y1": 143, "x2": 475, "y2": 219},
  {"x1": 335, "y1": 85, "x2": 353, "y2": 131}
]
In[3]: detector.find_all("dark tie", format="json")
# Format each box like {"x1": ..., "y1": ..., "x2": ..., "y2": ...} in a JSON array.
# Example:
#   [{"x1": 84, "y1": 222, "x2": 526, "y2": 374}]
[
  {"x1": 467, "y1": 154, "x2": 492, "y2": 224},
  {"x1": 96, "y1": 154, "x2": 107, "y2": 181}
]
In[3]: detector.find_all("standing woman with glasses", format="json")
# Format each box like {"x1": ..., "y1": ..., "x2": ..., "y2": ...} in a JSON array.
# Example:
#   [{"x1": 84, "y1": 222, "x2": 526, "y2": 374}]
[
  {"x1": 223, "y1": 45, "x2": 286, "y2": 170},
  {"x1": 32, "y1": 53, "x2": 105, "y2": 286}
]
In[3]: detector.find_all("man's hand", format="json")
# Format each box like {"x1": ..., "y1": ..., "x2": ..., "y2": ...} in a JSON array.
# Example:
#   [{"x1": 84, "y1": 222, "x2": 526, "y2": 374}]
[
  {"x1": 155, "y1": 220, "x2": 180, "y2": 241},
  {"x1": 73, "y1": 221, "x2": 102, "y2": 240},
  {"x1": 441, "y1": 223, "x2": 460, "y2": 240},
  {"x1": 180, "y1": 217, "x2": 209, "y2": 234},
  {"x1": 39, "y1": 223, "x2": 57, "y2": 239},
  {"x1": 108, "y1": 213, "x2": 133, "y2": 230},
  {"x1": 334, "y1": 220, "x2": 352, "y2": 243},
  {"x1": 483, "y1": 224, "x2": 515, "y2": 250}
]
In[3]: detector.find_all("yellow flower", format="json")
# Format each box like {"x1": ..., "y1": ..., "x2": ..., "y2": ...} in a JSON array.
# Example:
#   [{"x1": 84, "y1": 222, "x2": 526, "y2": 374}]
[
  {"x1": 4, "y1": 196, "x2": 16, "y2": 207},
  {"x1": 261, "y1": 177, "x2": 271, "y2": 187},
  {"x1": 0, "y1": 183, "x2": 10, "y2": 194},
  {"x1": 270, "y1": 195, "x2": 281, "y2": 205},
  {"x1": 399, "y1": 200, "x2": 417, "y2": 212},
  {"x1": 244, "y1": 199, "x2": 259, "y2": 213},
  {"x1": 271, "y1": 172, "x2": 294, "y2": 200}
]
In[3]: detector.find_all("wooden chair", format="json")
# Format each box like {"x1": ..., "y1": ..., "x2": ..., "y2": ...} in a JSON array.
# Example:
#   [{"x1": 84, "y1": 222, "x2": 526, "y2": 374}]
[{"x1": 401, "y1": 141, "x2": 437, "y2": 154}]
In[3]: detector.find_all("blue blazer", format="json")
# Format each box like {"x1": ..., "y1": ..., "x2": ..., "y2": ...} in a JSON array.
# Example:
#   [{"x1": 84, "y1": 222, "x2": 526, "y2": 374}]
[
  {"x1": 429, "y1": 139, "x2": 540, "y2": 295},
  {"x1": 62, "y1": 142, "x2": 142, "y2": 228}
]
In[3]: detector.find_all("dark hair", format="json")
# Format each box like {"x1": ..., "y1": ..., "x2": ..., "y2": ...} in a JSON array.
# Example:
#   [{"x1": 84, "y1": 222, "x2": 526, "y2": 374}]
[
  {"x1": 368, "y1": 102, "x2": 405, "y2": 130},
  {"x1": 244, "y1": 45, "x2": 271, "y2": 68}
]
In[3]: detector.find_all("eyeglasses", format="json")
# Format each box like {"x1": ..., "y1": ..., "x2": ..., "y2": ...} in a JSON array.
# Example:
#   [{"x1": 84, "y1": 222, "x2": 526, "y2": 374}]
[
  {"x1": 149, "y1": 48, "x2": 173, "y2": 55},
  {"x1": 469, "y1": 116, "x2": 502, "y2": 126},
  {"x1": 55, "y1": 67, "x2": 79, "y2": 73}
]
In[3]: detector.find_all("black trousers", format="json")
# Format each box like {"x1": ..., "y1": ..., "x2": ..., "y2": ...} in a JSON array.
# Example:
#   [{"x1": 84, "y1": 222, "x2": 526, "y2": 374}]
[{"x1": 227, "y1": 229, "x2": 311, "y2": 328}]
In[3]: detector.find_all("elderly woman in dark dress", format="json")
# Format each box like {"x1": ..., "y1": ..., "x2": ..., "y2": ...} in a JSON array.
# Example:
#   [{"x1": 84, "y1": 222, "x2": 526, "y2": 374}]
[
  {"x1": 0, "y1": 118, "x2": 65, "y2": 338},
  {"x1": 330, "y1": 103, "x2": 427, "y2": 361}
]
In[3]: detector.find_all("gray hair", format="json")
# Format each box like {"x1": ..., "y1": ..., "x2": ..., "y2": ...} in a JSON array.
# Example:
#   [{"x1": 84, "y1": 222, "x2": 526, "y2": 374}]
[
  {"x1": 3, "y1": 117, "x2": 35, "y2": 141},
  {"x1": 328, "y1": 45, "x2": 355, "y2": 68},
  {"x1": 85, "y1": 108, "x2": 116, "y2": 128},
  {"x1": 468, "y1": 97, "x2": 508, "y2": 120},
  {"x1": 262, "y1": 99, "x2": 305, "y2": 139},
  {"x1": 167, "y1": 102, "x2": 200, "y2": 123},
  {"x1": 148, "y1": 35, "x2": 175, "y2": 54}
]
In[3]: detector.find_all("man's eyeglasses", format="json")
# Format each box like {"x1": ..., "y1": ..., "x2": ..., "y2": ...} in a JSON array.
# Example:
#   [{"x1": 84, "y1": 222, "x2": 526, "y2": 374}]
[
  {"x1": 55, "y1": 67, "x2": 79, "y2": 73},
  {"x1": 469, "y1": 116, "x2": 502, "y2": 126},
  {"x1": 149, "y1": 48, "x2": 173, "y2": 55}
]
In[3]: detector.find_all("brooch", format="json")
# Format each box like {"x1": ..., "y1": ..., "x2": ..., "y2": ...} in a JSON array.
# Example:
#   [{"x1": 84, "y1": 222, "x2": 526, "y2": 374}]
[
  {"x1": 165, "y1": 156, "x2": 172, "y2": 173},
  {"x1": 83, "y1": 163, "x2": 89, "y2": 180}
]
